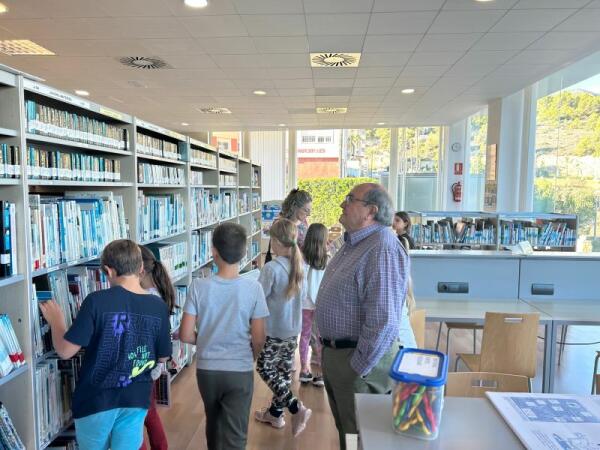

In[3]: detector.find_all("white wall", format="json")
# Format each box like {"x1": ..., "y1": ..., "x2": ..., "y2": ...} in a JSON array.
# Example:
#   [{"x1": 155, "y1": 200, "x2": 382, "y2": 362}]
[
  {"x1": 249, "y1": 130, "x2": 287, "y2": 201},
  {"x1": 442, "y1": 121, "x2": 467, "y2": 211}
]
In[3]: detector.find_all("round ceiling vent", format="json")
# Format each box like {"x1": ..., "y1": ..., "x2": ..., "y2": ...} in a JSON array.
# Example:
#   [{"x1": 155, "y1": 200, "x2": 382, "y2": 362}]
[
  {"x1": 310, "y1": 53, "x2": 360, "y2": 68},
  {"x1": 118, "y1": 56, "x2": 169, "y2": 69}
]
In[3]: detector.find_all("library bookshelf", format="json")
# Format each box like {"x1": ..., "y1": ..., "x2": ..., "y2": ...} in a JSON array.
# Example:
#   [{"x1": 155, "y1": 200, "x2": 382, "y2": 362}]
[{"x1": 0, "y1": 67, "x2": 262, "y2": 448}]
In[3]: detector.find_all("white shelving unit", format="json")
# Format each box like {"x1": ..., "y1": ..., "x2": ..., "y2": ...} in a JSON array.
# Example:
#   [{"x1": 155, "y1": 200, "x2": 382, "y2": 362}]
[{"x1": 0, "y1": 67, "x2": 262, "y2": 449}]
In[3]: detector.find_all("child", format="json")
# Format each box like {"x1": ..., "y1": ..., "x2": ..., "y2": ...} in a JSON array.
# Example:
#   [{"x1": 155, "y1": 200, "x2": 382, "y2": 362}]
[
  {"x1": 393, "y1": 211, "x2": 415, "y2": 249},
  {"x1": 255, "y1": 219, "x2": 312, "y2": 437},
  {"x1": 39, "y1": 239, "x2": 172, "y2": 450},
  {"x1": 298, "y1": 223, "x2": 328, "y2": 387},
  {"x1": 139, "y1": 245, "x2": 176, "y2": 450},
  {"x1": 179, "y1": 223, "x2": 268, "y2": 450}
]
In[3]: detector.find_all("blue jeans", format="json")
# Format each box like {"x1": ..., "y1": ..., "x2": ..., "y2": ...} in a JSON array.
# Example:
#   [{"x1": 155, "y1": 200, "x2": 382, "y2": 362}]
[{"x1": 74, "y1": 408, "x2": 148, "y2": 450}]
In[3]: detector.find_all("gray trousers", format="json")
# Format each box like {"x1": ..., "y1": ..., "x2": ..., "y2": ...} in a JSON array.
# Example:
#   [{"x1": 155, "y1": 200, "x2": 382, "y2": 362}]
[
  {"x1": 196, "y1": 369, "x2": 254, "y2": 450},
  {"x1": 322, "y1": 344, "x2": 397, "y2": 450}
]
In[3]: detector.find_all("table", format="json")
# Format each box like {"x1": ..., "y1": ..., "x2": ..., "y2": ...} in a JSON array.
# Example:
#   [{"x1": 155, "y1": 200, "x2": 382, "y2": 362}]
[
  {"x1": 355, "y1": 394, "x2": 524, "y2": 449},
  {"x1": 521, "y1": 299, "x2": 600, "y2": 393},
  {"x1": 418, "y1": 298, "x2": 555, "y2": 393}
]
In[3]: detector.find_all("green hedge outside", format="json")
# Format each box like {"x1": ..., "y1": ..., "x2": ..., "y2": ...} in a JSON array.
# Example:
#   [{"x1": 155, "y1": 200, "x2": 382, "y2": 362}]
[{"x1": 298, "y1": 177, "x2": 375, "y2": 227}]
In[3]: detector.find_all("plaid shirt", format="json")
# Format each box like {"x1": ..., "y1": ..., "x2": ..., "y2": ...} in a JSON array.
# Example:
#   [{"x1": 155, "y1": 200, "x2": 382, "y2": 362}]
[{"x1": 315, "y1": 223, "x2": 409, "y2": 376}]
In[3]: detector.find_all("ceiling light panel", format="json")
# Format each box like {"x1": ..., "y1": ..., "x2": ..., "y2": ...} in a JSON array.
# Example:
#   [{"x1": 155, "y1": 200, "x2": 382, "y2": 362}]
[
  {"x1": 310, "y1": 52, "x2": 361, "y2": 68},
  {"x1": 316, "y1": 107, "x2": 348, "y2": 114},
  {"x1": 197, "y1": 107, "x2": 232, "y2": 114},
  {"x1": 0, "y1": 40, "x2": 55, "y2": 56}
]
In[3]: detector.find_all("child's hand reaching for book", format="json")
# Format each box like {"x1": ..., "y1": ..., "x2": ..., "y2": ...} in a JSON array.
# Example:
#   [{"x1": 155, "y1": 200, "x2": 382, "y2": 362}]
[{"x1": 39, "y1": 300, "x2": 66, "y2": 329}]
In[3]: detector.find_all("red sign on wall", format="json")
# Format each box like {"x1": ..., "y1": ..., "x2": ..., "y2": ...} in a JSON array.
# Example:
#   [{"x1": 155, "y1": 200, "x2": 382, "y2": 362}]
[{"x1": 454, "y1": 162, "x2": 463, "y2": 175}]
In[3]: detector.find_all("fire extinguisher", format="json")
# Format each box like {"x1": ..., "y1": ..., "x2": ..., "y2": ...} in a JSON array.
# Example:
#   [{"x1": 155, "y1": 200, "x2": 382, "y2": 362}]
[{"x1": 451, "y1": 181, "x2": 462, "y2": 202}]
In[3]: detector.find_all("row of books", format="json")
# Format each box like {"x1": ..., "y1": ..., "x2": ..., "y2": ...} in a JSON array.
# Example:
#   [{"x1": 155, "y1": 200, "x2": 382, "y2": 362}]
[
  {"x1": 252, "y1": 168, "x2": 260, "y2": 186},
  {"x1": 47, "y1": 436, "x2": 78, "y2": 449},
  {"x1": 252, "y1": 193, "x2": 261, "y2": 211},
  {"x1": 218, "y1": 157, "x2": 236, "y2": 172},
  {"x1": 168, "y1": 340, "x2": 195, "y2": 375},
  {"x1": 30, "y1": 193, "x2": 127, "y2": 271},
  {"x1": 0, "y1": 201, "x2": 17, "y2": 277},
  {"x1": 170, "y1": 286, "x2": 187, "y2": 332},
  {"x1": 538, "y1": 222, "x2": 577, "y2": 247},
  {"x1": 239, "y1": 192, "x2": 252, "y2": 214},
  {"x1": 192, "y1": 229, "x2": 212, "y2": 270},
  {"x1": 137, "y1": 162, "x2": 184, "y2": 185},
  {"x1": 414, "y1": 221, "x2": 497, "y2": 245},
  {"x1": 36, "y1": 354, "x2": 83, "y2": 449},
  {"x1": 219, "y1": 174, "x2": 236, "y2": 187},
  {"x1": 146, "y1": 241, "x2": 188, "y2": 281},
  {"x1": 191, "y1": 149, "x2": 216, "y2": 168},
  {"x1": 137, "y1": 192, "x2": 186, "y2": 243},
  {"x1": 136, "y1": 133, "x2": 180, "y2": 161},
  {"x1": 0, "y1": 144, "x2": 20, "y2": 179},
  {"x1": 27, "y1": 146, "x2": 121, "y2": 182},
  {"x1": 191, "y1": 188, "x2": 219, "y2": 228},
  {"x1": 25, "y1": 99, "x2": 127, "y2": 150},
  {"x1": 0, "y1": 314, "x2": 24, "y2": 377},
  {"x1": 220, "y1": 191, "x2": 238, "y2": 220},
  {"x1": 190, "y1": 170, "x2": 205, "y2": 185},
  {"x1": 251, "y1": 215, "x2": 260, "y2": 235},
  {"x1": 0, "y1": 403, "x2": 25, "y2": 449}
]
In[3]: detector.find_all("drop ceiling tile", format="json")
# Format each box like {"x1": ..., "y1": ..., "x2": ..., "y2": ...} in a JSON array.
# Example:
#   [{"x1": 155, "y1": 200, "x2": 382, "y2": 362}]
[
  {"x1": 306, "y1": 14, "x2": 370, "y2": 36},
  {"x1": 555, "y1": 8, "x2": 600, "y2": 32},
  {"x1": 356, "y1": 67, "x2": 402, "y2": 78},
  {"x1": 353, "y1": 78, "x2": 396, "y2": 87},
  {"x1": 407, "y1": 51, "x2": 465, "y2": 66},
  {"x1": 586, "y1": 0, "x2": 600, "y2": 6},
  {"x1": 231, "y1": 79, "x2": 276, "y2": 88},
  {"x1": 210, "y1": 54, "x2": 263, "y2": 68},
  {"x1": 435, "y1": 76, "x2": 484, "y2": 87},
  {"x1": 242, "y1": 15, "x2": 306, "y2": 36},
  {"x1": 308, "y1": 35, "x2": 365, "y2": 53},
  {"x1": 277, "y1": 88, "x2": 316, "y2": 96},
  {"x1": 442, "y1": 0, "x2": 518, "y2": 9},
  {"x1": 142, "y1": 39, "x2": 206, "y2": 56},
  {"x1": 472, "y1": 32, "x2": 543, "y2": 50},
  {"x1": 491, "y1": 9, "x2": 577, "y2": 32},
  {"x1": 352, "y1": 87, "x2": 390, "y2": 96},
  {"x1": 401, "y1": 65, "x2": 450, "y2": 77},
  {"x1": 0, "y1": 0, "x2": 107, "y2": 18},
  {"x1": 199, "y1": 37, "x2": 257, "y2": 54},
  {"x1": 363, "y1": 35, "x2": 424, "y2": 52},
  {"x1": 160, "y1": 54, "x2": 218, "y2": 69},
  {"x1": 527, "y1": 32, "x2": 600, "y2": 50},
  {"x1": 444, "y1": 64, "x2": 497, "y2": 77},
  {"x1": 97, "y1": 0, "x2": 173, "y2": 16},
  {"x1": 315, "y1": 87, "x2": 353, "y2": 96},
  {"x1": 509, "y1": 50, "x2": 573, "y2": 65},
  {"x1": 368, "y1": 12, "x2": 438, "y2": 34},
  {"x1": 416, "y1": 33, "x2": 483, "y2": 52},
  {"x1": 314, "y1": 78, "x2": 355, "y2": 88},
  {"x1": 274, "y1": 79, "x2": 314, "y2": 89},
  {"x1": 458, "y1": 50, "x2": 518, "y2": 66},
  {"x1": 315, "y1": 96, "x2": 350, "y2": 105},
  {"x1": 270, "y1": 68, "x2": 313, "y2": 79},
  {"x1": 360, "y1": 52, "x2": 412, "y2": 67},
  {"x1": 373, "y1": 0, "x2": 444, "y2": 11},
  {"x1": 180, "y1": 15, "x2": 248, "y2": 38},
  {"x1": 513, "y1": 0, "x2": 589, "y2": 8},
  {"x1": 429, "y1": 11, "x2": 507, "y2": 33},
  {"x1": 231, "y1": 0, "x2": 303, "y2": 14},
  {"x1": 253, "y1": 36, "x2": 309, "y2": 53},
  {"x1": 303, "y1": 0, "x2": 373, "y2": 13},
  {"x1": 166, "y1": 0, "x2": 238, "y2": 15},
  {"x1": 260, "y1": 53, "x2": 309, "y2": 68},
  {"x1": 312, "y1": 68, "x2": 358, "y2": 78},
  {"x1": 350, "y1": 95, "x2": 385, "y2": 104},
  {"x1": 393, "y1": 75, "x2": 440, "y2": 87}
]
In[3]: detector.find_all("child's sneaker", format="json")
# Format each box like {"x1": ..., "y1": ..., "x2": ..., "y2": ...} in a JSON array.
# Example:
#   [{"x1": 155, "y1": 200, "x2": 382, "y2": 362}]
[
  {"x1": 255, "y1": 407, "x2": 285, "y2": 429},
  {"x1": 291, "y1": 401, "x2": 312, "y2": 437},
  {"x1": 299, "y1": 371, "x2": 313, "y2": 383},
  {"x1": 312, "y1": 375, "x2": 324, "y2": 387}
]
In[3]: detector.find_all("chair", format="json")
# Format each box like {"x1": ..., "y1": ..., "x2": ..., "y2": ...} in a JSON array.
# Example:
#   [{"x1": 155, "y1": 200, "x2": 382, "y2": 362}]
[
  {"x1": 592, "y1": 351, "x2": 600, "y2": 394},
  {"x1": 455, "y1": 312, "x2": 540, "y2": 390},
  {"x1": 446, "y1": 372, "x2": 530, "y2": 398},
  {"x1": 436, "y1": 322, "x2": 483, "y2": 356},
  {"x1": 409, "y1": 309, "x2": 426, "y2": 349}
]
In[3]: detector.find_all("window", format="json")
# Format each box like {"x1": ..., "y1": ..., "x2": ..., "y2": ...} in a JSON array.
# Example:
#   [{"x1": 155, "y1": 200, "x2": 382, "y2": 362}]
[
  {"x1": 465, "y1": 110, "x2": 488, "y2": 210},
  {"x1": 302, "y1": 135, "x2": 316, "y2": 143},
  {"x1": 210, "y1": 131, "x2": 243, "y2": 156},
  {"x1": 533, "y1": 68, "x2": 600, "y2": 251}
]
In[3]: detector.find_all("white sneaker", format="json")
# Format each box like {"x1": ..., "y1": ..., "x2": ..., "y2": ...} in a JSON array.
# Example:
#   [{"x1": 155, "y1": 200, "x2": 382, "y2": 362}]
[
  {"x1": 255, "y1": 407, "x2": 285, "y2": 429},
  {"x1": 291, "y1": 401, "x2": 312, "y2": 437}
]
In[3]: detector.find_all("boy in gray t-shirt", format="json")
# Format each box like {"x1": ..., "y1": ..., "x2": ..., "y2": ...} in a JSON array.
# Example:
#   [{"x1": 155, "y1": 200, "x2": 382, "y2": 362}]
[{"x1": 180, "y1": 223, "x2": 269, "y2": 450}]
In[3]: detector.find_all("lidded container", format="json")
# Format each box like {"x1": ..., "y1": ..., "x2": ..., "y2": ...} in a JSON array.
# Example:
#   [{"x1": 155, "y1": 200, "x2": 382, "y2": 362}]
[{"x1": 389, "y1": 348, "x2": 448, "y2": 440}]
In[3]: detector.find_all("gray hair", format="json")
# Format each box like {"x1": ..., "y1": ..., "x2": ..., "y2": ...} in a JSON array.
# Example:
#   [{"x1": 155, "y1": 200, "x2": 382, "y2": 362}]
[{"x1": 363, "y1": 184, "x2": 394, "y2": 226}]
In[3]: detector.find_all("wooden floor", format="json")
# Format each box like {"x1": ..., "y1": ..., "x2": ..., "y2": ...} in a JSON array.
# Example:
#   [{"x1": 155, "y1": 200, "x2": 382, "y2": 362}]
[{"x1": 158, "y1": 323, "x2": 600, "y2": 449}]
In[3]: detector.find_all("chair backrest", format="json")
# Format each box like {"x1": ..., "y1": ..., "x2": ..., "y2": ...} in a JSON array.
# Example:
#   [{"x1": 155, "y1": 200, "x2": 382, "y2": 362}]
[
  {"x1": 409, "y1": 309, "x2": 426, "y2": 349},
  {"x1": 479, "y1": 312, "x2": 540, "y2": 378},
  {"x1": 596, "y1": 375, "x2": 600, "y2": 395},
  {"x1": 446, "y1": 372, "x2": 530, "y2": 398}
]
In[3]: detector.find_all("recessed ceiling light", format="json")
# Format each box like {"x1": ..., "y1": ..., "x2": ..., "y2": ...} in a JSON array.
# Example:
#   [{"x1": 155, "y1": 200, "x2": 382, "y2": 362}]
[
  {"x1": 75, "y1": 90, "x2": 89, "y2": 96},
  {"x1": 475, "y1": 0, "x2": 494, "y2": 2},
  {"x1": 316, "y1": 107, "x2": 347, "y2": 114},
  {"x1": 184, "y1": 0, "x2": 208, "y2": 7},
  {"x1": 310, "y1": 52, "x2": 361, "y2": 68},
  {"x1": 377, "y1": 122, "x2": 385, "y2": 126},
  {"x1": 253, "y1": 90, "x2": 267, "y2": 96},
  {"x1": 197, "y1": 107, "x2": 232, "y2": 114},
  {"x1": 278, "y1": 123, "x2": 286, "y2": 127},
  {"x1": 0, "y1": 3, "x2": 7, "y2": 13},
  {"x1": 0, "y1": 40, "x2": 55, "y2": 56},
  {"x1": 181, "y1": 122, "x2": 189, "y2": 126},
  {"x1": 401, "y1": 88, "x2": 415, "y2": 94}
]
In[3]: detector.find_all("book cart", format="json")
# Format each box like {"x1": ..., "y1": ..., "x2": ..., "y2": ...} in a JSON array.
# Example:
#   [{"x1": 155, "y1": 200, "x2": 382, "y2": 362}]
[{"x1": 0, "y1": 66, "x2": 262, "y2": 449}]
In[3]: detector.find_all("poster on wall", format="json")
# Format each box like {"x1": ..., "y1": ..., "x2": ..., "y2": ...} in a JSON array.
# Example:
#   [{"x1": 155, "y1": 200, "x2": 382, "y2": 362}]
[
  {"x1": 484, "y1": 144, "x2": 497, "y2": 211},
  {"x1": 261, "y1": 201, "x2": 282, "y2": 239}
]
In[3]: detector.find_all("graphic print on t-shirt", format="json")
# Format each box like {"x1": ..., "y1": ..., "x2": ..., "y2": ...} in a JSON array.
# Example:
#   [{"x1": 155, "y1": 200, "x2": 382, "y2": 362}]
[{"x1": 93, "y1": 311, "x2": 161, "y2": 388}]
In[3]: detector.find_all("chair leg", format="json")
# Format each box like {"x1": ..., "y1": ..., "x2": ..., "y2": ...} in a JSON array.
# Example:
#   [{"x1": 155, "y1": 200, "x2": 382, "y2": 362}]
[
  {"x1": 455, "y1": 354, "x2": 461, "y2": 372},
  {"x1": 528, "y1": 377, "x2": 532, "y2": 393},
  {"x1": 435, "y1": 322, "x2": 443, "y2": 351},
  {"x1": 592, "y1": 353, "x2": 600, "y2": 394},
  {"x1": 446, "y1": 327, "x2": 451, "y2": 357},
  {"x1": 558, "y1": 325, "x2": 568, "y2": 366},
  {"x1": 473, "y1": 328, "x2": 477, "y2": 354}
]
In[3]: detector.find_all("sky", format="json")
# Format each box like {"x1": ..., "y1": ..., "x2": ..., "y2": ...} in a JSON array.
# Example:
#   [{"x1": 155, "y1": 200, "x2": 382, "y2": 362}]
[{"x1": 568, "y1": 73, "x2": 600, "y2": 94}]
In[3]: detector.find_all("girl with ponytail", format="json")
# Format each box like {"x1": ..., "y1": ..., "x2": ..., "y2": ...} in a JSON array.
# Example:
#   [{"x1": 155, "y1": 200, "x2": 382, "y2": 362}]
[
  {"x1": 254, "y1": 219, "x2": 312, "y2": 437},
  {"x1": 139, "y1": 245, "x2": 174, "y2": 450}
]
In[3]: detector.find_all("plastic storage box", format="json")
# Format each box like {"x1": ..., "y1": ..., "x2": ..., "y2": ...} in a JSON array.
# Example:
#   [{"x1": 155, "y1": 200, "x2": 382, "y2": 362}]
[{"x1": 389, "y1": 348, "x2": 448, "y2": 440}]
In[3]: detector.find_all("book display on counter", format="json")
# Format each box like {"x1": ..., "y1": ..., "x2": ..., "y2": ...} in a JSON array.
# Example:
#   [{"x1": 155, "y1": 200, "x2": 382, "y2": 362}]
[{"x1": 0, "y1": 67, "x2": 262, "y2": 449}]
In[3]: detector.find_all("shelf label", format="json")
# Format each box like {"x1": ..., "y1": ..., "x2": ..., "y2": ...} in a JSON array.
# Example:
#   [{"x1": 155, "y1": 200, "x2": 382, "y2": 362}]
[
  {"x1": 24, "y1": 79, "x2": 90, "y2": 109},
  {"x1": 99, "y1": 107, "x2": 124, "y2": 121}
]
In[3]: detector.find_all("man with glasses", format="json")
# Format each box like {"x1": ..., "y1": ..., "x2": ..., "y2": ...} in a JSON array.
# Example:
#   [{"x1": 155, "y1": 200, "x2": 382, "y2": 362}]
[{"x1": 316, "y1": 183, "x2": 409, "y2": 450}]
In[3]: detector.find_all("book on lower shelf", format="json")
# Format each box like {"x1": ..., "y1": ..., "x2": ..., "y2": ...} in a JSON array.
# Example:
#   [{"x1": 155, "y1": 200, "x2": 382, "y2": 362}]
[
  {"x1": 0, "y1": 402, "x2": 25, "y2": 449},
  {"x1": 170, "y1": 286, "x2": 187, "y2": 332},
  {"x1": 137, "y1": 162, "x2": 184, "y2": 185},
  {"x1": 190, "y1": 188, "x2": 219, "y2": 228},
  {"x1": 136, "y1": 132, "x2": 181, "y2": 161},
  {"x1": 0, "y1": 201, "x2": 18, "y2": 277},
  {"x1": 192, "y1": 229, "x2": 212, "y2": 269},
  {"x1": 0, "y1": 144, "x2": 20, "y2": 179},
  {"x1": 220, "y1": 191, "x2": 238, "y2": 220},
  {"x1": 190, "y1": 149, "x2": 216, "y2": 168},
  {"x1": 0, "y1": 314, "x2": 25, "y2": 376},
  {"x1": 46, "y1": 436, "x2": 78, "y2": 450},
  {"x1": 168, "y1": 340, "x2": 195, "y2": 376},
  {"x1": 137, "y1": 192, "x2": 186, "y2": 242},
  {"x1": 499, "y1": 214, "x2": 577, "y2": 248},
  {"x1": 145, "y1": 241, "x2": 188, "y2": 281}
]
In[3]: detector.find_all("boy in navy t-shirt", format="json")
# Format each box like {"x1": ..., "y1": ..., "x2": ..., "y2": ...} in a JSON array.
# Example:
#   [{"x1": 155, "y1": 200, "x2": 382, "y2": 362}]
[{"x1": 39, "y1": 239, "x2": 172, "y2": 450}]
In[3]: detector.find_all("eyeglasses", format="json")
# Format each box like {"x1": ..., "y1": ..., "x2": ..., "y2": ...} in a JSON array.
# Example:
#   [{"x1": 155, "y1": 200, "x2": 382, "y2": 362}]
[{"x1": 344, "y1": 194, "x2": 369, "y2": 205}]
